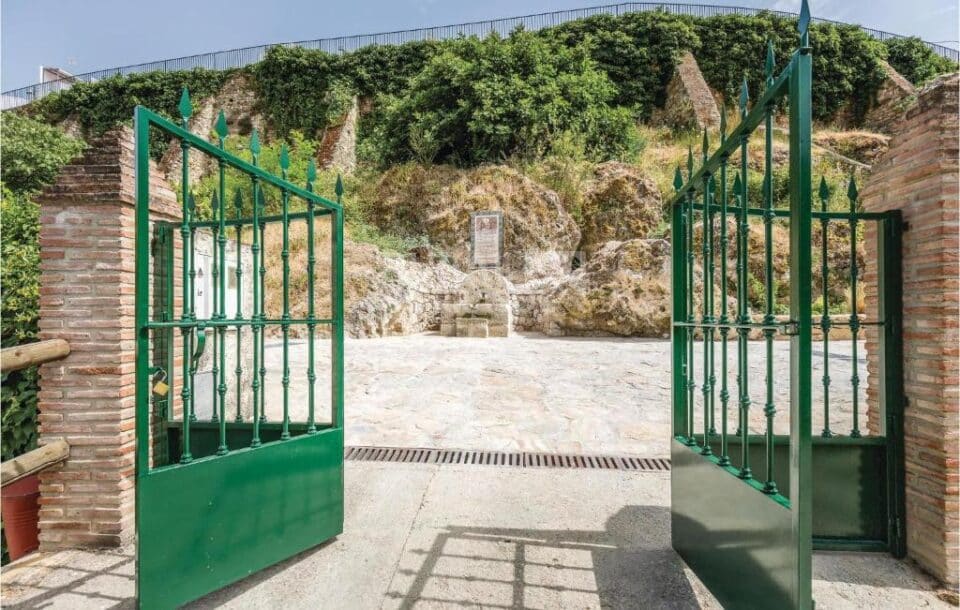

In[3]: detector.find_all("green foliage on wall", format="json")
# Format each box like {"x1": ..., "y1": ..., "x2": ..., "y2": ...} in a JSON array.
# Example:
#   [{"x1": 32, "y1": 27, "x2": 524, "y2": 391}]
[
  {"x1": 29, "y1": 69, "x2": 231, "y2": 158},
  {"x1": 363, "y1": 30, "x2": 639, "y2": 166},
  {"x1": 883, "y1": 37, "x2": 958, "y2": 85},
  {"x1": 547, "y1": 11, "x2": 887, "y2": 123},
  {"x1": 0, "y1": 117, "x2": 83, "y2": 470},
  {"x1": 250, "y1": 46, "x2": 353, "y2": 138},
  {"x1": 544, "y1": 11, "x2": 700, "y2": 117},
  {"x1": 1, "y1": 113, "x2": 86, "y2": 193}
]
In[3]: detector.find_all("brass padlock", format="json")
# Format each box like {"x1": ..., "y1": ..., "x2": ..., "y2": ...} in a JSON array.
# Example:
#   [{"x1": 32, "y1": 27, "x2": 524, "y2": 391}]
[{"x1": 152, "y1": 369, "x2": 169, "y2": 397}]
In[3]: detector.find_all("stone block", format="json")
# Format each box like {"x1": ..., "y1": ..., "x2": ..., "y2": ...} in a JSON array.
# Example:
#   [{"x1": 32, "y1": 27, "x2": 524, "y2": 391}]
[{"x1": 456, "y1": 317, "x2": 489, "y2": 338}]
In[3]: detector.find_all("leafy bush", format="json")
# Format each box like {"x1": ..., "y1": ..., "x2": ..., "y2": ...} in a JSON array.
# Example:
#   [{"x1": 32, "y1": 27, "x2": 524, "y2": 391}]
[
  {"x1": 883, "y1": 37, "x2": 958, "y2": 85},
  {"x1": 340, "y1": 41, "x2": 445, "y2": 97},
  {"x1": 251, "y1": 46, "x2": 354, "y2": 138},
  {"x1": 364, "y1": 30, "x2": 637, "y2": 166},
  {"x1": 0, "y1": 118, "x2": 82, "y2": 474},
  {"x1": 545, "y1": 11, "x2": 699, "y2": 116},
  {"x1": 31, "y1": 69, "x2": 230, "y2": 135},
  {"x1": 1, "y1": 114, "x2": 85, "y2": 193}
]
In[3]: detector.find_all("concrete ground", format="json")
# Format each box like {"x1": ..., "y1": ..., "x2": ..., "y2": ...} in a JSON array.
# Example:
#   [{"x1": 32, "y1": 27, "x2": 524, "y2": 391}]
[{"x1": 1, "y1": 462, "x2": 949, "y2": 610}]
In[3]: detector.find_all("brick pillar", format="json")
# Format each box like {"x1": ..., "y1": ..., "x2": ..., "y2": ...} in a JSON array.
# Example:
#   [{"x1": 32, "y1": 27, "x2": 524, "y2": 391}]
[
  {"x1": 35, "y1": 127, "x2": 181, "y2": 549},
  {"x1": 862, "y1": 73, "x2": 959, "y2": 586}
]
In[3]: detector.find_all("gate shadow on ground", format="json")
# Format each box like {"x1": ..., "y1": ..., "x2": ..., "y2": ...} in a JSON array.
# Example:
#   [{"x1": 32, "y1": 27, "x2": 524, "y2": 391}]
[
  {"x1": 2, "y1": 551, "x2": 135, "y2": 610},
  {"x1": 385, "y1": 505, "x2": 707, "y2": 609}
]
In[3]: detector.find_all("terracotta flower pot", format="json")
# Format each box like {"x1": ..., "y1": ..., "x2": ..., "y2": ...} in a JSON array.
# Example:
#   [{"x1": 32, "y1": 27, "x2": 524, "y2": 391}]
[{"x1": 2, "y1": 473, "x2": 40, "y2": 561}]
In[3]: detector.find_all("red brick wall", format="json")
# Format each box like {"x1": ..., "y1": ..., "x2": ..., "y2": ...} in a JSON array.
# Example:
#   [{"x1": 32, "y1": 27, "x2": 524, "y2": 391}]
[
  {"x1": 35, "y1": 128, "x2": 181, "y2": 549},
  {"x1": 862, "y1": 72, "x2": 959, "y2": 585}
]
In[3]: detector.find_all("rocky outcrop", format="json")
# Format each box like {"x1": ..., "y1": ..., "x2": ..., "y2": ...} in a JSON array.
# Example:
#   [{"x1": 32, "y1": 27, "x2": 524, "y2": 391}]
[
  {"x1": 371, "y1": 164, "x2": 581, "y2": 283},
  {"x1": 317, "y1": 97, "x2": 358, "y2": 174},
  {"x1": 813, "y1": 130, "x2": 890, "y2": 165},
  {"x1": 343, "y1": 241, "x2": 464, "y2": 338},
  {"x1": 159, "y1": 73, "x2": 264, "y2": 182},
  {"x1": 651, "y1": 52, "x2": 721, "y2": 131},
  {"x1": 540, "y1": 239, "x2": 672, "y2": 337},
  {"x1": 579, "y1": 161, "x2": 662, "y2": 257}
]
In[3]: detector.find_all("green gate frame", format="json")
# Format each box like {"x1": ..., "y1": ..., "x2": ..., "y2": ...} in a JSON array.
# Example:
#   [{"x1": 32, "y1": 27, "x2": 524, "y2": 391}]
[
  {"x1": 669, "y1": 2, "x2": 904, "y2": 606},
  {"x1": 134, "y1": 95, "x2": 345, "y2": 609}
]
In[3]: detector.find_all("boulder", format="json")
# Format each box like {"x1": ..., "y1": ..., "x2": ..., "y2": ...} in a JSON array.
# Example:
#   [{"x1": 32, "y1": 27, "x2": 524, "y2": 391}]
[
  {"x1": 579, "y1": 161, "x2": 662, "y2": 257},
  {"x1": 343, "y1": 241, "x2": 464, "y2": 338},
  {"x1": 541, "y1": 239, "x2": 671, "y2": 337},
  {"x1": 371, "y1": 164, "x2": 581, "y2": 283}
]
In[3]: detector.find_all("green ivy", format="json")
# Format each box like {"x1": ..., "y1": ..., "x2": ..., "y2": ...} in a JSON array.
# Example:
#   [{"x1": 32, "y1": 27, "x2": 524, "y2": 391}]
[
  {"x1": 250, "y1": 46, "x2": 353, "y2": 138},
  {"x1": 883, "y1": 37, "x2": 958, "y2": 85},
  {"x1": 1, "y1": 114, "x2": 86, "y2": 193},
  {"x1": 363, "y1": 30, "x2": 638, "y2": 166},
  {"x1": 544, "y1": 11, "x2": 700, "y2": 117},
  {"x1": 28, "y1": 69, "x2": 231, "y2": 159}
]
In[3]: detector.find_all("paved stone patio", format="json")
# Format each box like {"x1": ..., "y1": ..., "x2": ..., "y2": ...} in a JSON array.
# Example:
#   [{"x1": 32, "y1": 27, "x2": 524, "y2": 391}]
[{"x1": 249, "y1": 333, "x2": 869, "y2": 456}]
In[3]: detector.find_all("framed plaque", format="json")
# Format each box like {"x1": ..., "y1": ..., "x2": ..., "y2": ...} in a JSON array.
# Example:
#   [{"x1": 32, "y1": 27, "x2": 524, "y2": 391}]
[{"x1": 470, "y1": 211, "x2": 503, "y2": 268}]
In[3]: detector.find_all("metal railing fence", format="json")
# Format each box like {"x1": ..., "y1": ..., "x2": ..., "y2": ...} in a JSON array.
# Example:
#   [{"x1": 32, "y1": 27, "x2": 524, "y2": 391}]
[{"x1": 4, "y1": 2, "x2": 957, "y2": 110}]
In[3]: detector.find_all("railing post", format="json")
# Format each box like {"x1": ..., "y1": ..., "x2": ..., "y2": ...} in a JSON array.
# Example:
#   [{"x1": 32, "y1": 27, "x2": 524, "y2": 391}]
[
  {"x1": 878, "y1": 211, "x2": 906, "y2": 558},
  {"x1": 788, "y1": 5, "x2": 814, "y2": 604}
]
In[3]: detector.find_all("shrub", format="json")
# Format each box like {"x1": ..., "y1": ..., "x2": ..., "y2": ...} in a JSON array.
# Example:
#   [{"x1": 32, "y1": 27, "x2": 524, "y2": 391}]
[
  {"x1": 1, "y1": 113, "x2": 85, "y2": 193},
  {"x1": 30, "y1": 69, "x2": 230, "y2": 150},
  {"x1": 251, "y1": 46, "x2": 354, "y2": 138},
  {"x1": 545, "y1": 11, "x2": 699, "y2": 116},
  {"x1": 883, "y1": 37, "x2": 958, "y2": 85},
  {"x1": 365, "y1": 29, "x2": 636, "y2": 166}
]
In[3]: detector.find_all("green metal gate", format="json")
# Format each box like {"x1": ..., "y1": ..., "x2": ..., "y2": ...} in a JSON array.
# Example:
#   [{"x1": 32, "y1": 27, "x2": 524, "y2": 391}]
[
  {"x1": 134, "y1": 93, "x2": 345, "y2": 609},
  {"x1": 669, "y1": 2, "x2": 905, "y2": 607}
]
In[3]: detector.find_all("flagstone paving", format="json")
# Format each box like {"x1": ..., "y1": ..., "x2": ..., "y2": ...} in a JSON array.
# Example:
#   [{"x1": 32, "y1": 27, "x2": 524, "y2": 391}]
[{"x1": 250, "y1": 333, "x2": 869, "y2": 456}]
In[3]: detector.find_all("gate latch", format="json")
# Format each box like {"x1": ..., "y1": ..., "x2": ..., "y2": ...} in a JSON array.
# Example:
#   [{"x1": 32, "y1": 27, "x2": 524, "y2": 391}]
[{"x1": 782, "y1": 321, "x2": 800, "y2": 336}]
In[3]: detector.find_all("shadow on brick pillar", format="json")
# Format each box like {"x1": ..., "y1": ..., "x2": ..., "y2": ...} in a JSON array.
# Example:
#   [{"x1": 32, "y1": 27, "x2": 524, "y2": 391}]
[
  {"x1": 861, "y1": 72, "x2": 960, "y2": 587},
  {"x1": 35, "y1": 126, "x2": 182, "y2": 551}
]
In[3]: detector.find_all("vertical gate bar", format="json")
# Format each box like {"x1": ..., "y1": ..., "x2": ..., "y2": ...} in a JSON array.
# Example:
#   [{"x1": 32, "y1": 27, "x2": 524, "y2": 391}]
[
  {"x1": 818, "y1": 178, "x2": 833, "y2": 437},
  {"x1": 134, "y1": 108, "x2": 151, "y2": 600},
  {"x1": 847, "y1": 177, "x2": 862, "y2": 438},
  {"x1": 210, "y1": 191, "x2": 219, "y2": 425},
  {"x1": 279, "y1": 145, "x2": 291, "y2": 440},
  {"x1": 234, "y1": 189, "x2": 244, "y2": 423},
  {"x1": 672, "y1": 168, "x2": 689, "y2": 441},
  {"x1": 305, "y1": 161, "x2": 318, "y2": 433},
  {"x1": 718, "y1": 112, "x2": 731, "y2": 466},
  {"x1": 215, "y1": 115, "x2": 228, "y2": 451},
  {"x1": 685, "y1": 149, "x2": 697, "y2": 446},
  {"x1": 250, "y1": 130, "x2": 262, "y2": 447},
  {"x1": 736, "y1": 79, "x2": 752, "y2": 479},
  {"x1": 879, "y1": 212, "x2": 906, "y2": 557},
  {"x1": 332, "y1": 176, "x2": 345, "y2": 429},
  {"x1": 701, "y1": 131, "x2": 714, "y2": 456},
  {"x1": 134, "y1": 106, "x2": 151, "y2": 479},
  {"x1": 187, "y1": 194, "x2": 198, "y2": 424},
  {"x1": 258, "y1": 195, "x2": 267, "y2": 424},
  {"x1": 762, "y1": 41, "x2": 778, "y2": 495},
  {"x1": 177, "y1": 89, "x2": 194, "y2": 463},
  {"x1": 789, "y1": 12, "x2": 814, "y2": 603}
]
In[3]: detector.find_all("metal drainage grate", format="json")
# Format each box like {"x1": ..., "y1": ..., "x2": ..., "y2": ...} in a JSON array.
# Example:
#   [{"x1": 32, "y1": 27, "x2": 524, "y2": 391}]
[{"x1": 344, "y1": 446, "x2": 670, "y2": 472}]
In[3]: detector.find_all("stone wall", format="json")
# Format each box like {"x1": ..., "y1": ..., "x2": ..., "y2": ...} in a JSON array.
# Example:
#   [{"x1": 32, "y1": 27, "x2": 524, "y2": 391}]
[
  {"x1": 650, "y1": 51, "x2": 721, "y2": 131},
  {"x1": 318, "y1": 97, "x2": 358, "y2": 174},
  {"x1": 35, "y1": 127, "x2": 181, "y2": 549},
  {"x1": 863, "y1": 61, "x2": 917, "y2": 134},
  {"x1": 861, "y1": 72, "x2": 959, "y2": 586}
]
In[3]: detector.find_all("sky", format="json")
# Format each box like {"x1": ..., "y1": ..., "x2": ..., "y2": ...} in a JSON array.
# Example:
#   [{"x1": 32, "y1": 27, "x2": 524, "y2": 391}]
[{"x1": 2, "y1": 0, "x2": 958, "y2": 91}]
